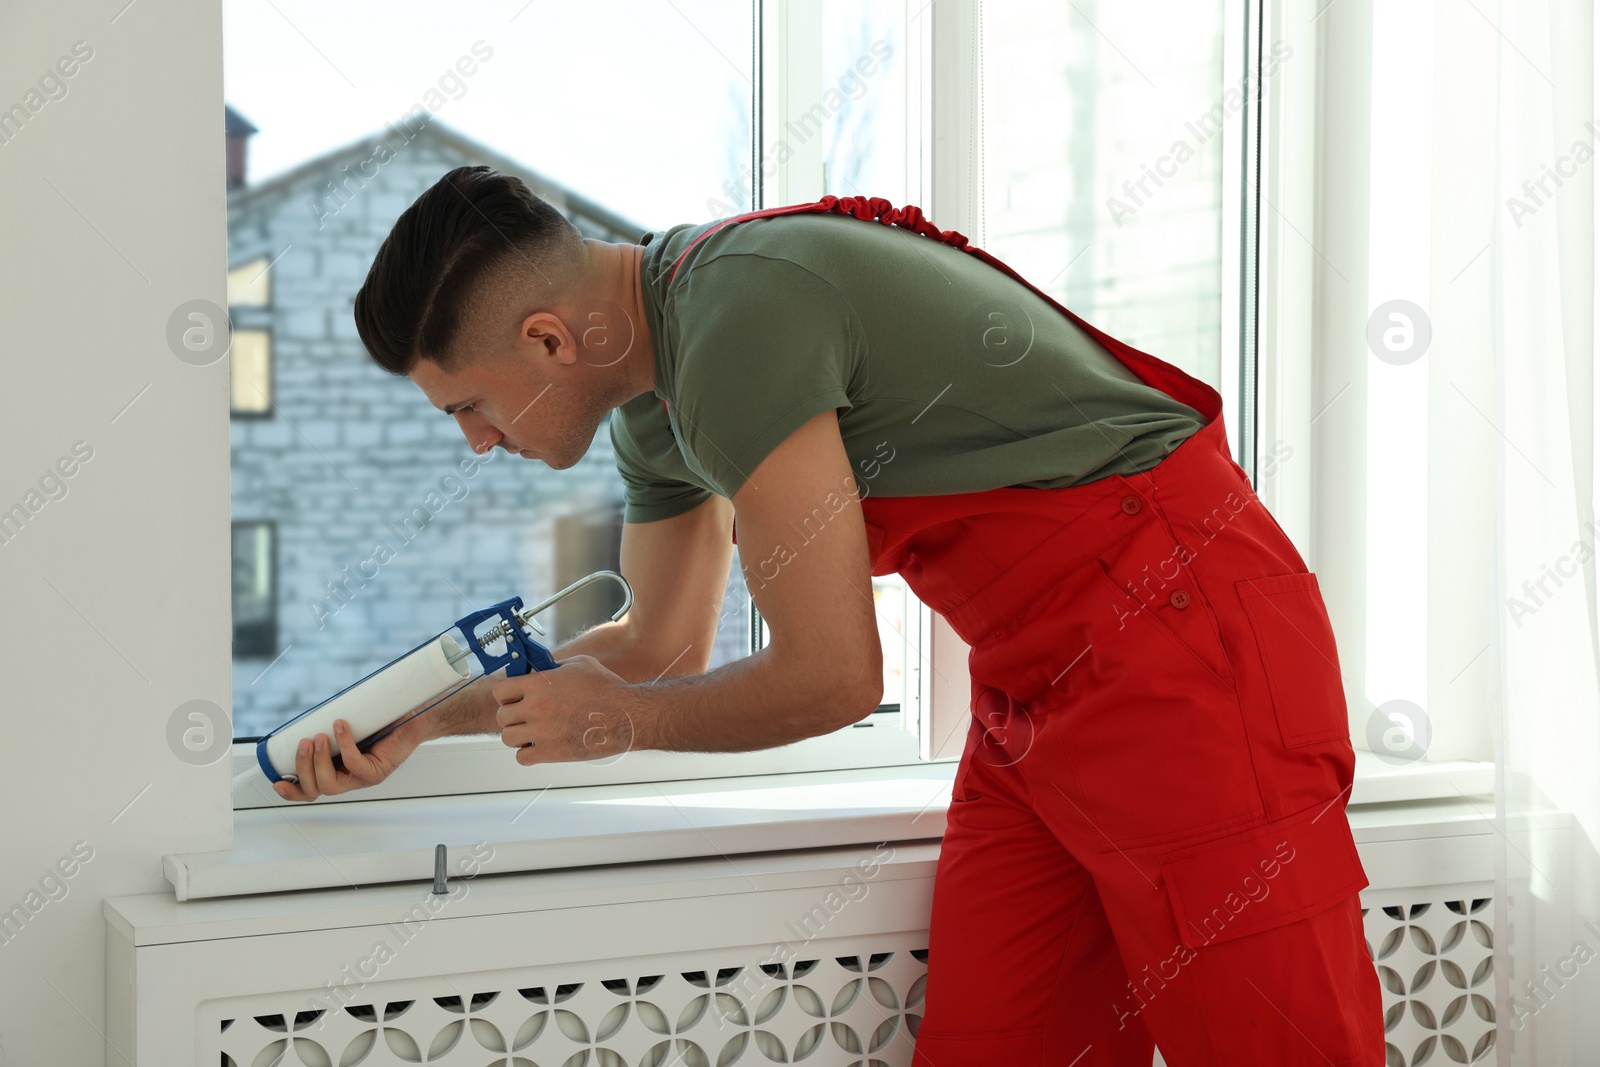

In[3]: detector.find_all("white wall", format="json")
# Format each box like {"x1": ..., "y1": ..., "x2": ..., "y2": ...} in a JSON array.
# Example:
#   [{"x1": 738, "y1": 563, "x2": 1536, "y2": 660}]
[{"x1": 0, "y1": 1, "x2": 232, "y2": 1063}]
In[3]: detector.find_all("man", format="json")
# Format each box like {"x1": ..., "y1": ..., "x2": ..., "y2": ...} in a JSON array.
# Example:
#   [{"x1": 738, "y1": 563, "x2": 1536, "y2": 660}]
[{"x1": 275, "y1": 165, "x2": 1384, "y2": 1065}]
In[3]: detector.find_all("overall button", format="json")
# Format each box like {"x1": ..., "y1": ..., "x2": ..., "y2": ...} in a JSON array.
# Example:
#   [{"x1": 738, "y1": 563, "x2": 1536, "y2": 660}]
[
  {"x1": 1169, "y1": 589, "x2": 1191, "y2": 609},
  {"x1": 1121, "y1": 495, "x2": 1143, "y2": 515}
]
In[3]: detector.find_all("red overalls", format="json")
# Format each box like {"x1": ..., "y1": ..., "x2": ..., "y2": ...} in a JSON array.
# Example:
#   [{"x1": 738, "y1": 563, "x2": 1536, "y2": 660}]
[{"x1": 668, "y1": 197, "x2": 1386, "y2": 1066}]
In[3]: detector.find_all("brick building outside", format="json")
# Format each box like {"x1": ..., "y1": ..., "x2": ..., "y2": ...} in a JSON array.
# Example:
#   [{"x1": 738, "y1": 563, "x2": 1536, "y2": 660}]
[{"x1": 225, "y1": 106, "x2": 750, "y2": 739}]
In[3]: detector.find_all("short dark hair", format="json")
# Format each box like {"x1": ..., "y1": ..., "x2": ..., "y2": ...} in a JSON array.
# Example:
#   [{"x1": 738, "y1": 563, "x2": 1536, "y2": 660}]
[{"x1": 353, "y1": 165, "x2": 585, "y2": 375}]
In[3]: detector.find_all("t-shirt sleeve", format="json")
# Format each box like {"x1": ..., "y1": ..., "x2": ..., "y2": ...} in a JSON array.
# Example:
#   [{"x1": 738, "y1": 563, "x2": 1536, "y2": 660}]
[
  {"x1": 609, "y1": 396, "x2": 714, "y2": 524},
  {"x1": 670, "y1": 255, "x2": 856, "y2": 498}
]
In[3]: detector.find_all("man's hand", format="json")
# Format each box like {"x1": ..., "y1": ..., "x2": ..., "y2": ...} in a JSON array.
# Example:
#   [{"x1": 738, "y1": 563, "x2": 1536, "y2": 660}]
[
  {"x1": 492, "y1": 654, "x2": 638, "y2": 765},
  {"x1": 271, "y1": 715, "x2": 427, "y2": 802}
]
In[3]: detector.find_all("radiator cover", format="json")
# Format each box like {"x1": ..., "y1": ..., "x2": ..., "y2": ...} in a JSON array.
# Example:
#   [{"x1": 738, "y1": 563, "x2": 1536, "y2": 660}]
[{"x1": 106, "y1": 829, "x2": 1514, "y2": 1064}]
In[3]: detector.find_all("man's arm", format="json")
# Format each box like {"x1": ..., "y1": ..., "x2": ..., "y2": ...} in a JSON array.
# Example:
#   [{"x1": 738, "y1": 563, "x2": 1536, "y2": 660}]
[
  {"x1": 270, "y1": 492, "x2": 740, "y2": 799},
  {"x1": 416, "y1": 491, "x2": 738, "y2": 739},
  {"x1": 489, "y1": 406, "x2": 881, "y2": 761},
  {"x1": 594, "y1": 407, "x2": 884, "y2": 753}
]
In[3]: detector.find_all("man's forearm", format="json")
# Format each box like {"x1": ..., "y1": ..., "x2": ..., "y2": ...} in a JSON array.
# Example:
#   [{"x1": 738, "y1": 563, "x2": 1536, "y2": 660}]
[
  {"x1": 621, "y1": 646, "x2": 880, "y2": 754},
  {"x1": 409, "y1": 673, "x2": 498, "y2": 739},
  {"x1": 408, "y1": 619, "x2": 692, "y2": 742},
  {"x1": 552, "y1": 618, "x2": 692, "y2": 684}
]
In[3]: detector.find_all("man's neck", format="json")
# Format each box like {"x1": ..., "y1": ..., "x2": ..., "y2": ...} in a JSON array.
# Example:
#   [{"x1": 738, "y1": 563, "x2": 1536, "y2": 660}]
[{"x1": 581, "y1": 239, "x2": 657, "y2": 401}]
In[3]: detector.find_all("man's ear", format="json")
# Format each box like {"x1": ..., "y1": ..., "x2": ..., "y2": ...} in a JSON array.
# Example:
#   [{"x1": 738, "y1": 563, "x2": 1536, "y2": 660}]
[{"x1": 519, "y1": 310, "x2": 579, "y2": 365}]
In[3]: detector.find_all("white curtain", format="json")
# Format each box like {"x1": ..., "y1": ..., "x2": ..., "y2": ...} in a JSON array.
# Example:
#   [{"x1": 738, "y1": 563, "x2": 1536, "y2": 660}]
[{"x1": 1486, "y1": 1, "x2": 1599, "y2": 1063}]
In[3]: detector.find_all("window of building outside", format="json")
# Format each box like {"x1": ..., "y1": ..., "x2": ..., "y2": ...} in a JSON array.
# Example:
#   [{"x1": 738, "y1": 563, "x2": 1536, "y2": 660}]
[
  {"x1": 227, "y1": 257, "x2": 273, "y2": 415},
  {"x1": 222, "y1": 0, "x2": 1237, "y2": 802},
  {"x1": 231, "y1": 520, "x2": 277, "y2": 658},
  {"x1": 229, "y1": 328, "x2": 273, "y2": 414}
]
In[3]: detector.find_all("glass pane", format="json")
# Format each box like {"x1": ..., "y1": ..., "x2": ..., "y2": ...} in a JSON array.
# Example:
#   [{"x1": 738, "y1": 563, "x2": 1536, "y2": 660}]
[
  {"x1": 872, "y1": 576, "x2": 907, "y2": 710},
  {"x1": 224, "y1": 0, "x2": 754, "y2": 738},
  {"x1": 229, "y1": 329, "x2": 271, "y2": 413},
  {"x1": 819, "y1": 0, "x2": 910, "y2": 204},
  {"x1": 1364, "y1": 3, "x2": 1429, "y2": 718},
  {"x1": 978, "y1": 2, "x2": 1226, "y2": 387}
]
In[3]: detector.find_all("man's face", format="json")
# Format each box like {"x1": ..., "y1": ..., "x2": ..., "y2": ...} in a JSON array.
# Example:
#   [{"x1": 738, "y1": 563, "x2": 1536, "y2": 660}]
[{"x1": 409, "y1": 337, "x2": 603, "y2": 470}]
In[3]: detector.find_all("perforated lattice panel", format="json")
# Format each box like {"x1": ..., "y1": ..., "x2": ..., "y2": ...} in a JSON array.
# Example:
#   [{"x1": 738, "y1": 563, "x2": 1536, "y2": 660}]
[
  {"x1": 1363, "y1": 898, "x2": 1496, "y2": 1066},
  {"x1": 208, "y1": 944, "x2": 928, "y2": 1067},
  {"x1": 202, "y1": 898, "x2": 1499, "y2": 1065}
]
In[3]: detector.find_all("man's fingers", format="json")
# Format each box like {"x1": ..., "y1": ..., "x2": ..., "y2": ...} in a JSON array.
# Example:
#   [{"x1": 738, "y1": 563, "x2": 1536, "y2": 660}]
[
  {"x1": 311, "y1": 732, "x2": 342, "y2": 794},
  {"x1": 273, "y1": 722, "x2": 384, "y2": 802},
  {"x1": 495, "y1": 701, "x2": 522, "y2": 730},
  {"x1": 491, "y1": 677, "x2": 525, "y2": 706},
  {"x1": 292, "y1": 737, "x2": 320, "y2": 800},
  {"x1": 334, "y1": 720, "x2": 377, "y2": 781}
]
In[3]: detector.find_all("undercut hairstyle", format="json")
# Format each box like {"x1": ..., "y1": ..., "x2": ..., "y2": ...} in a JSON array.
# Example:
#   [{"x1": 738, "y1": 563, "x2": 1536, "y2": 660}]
[{"x1": 354, "y1": 165, "x2": 586, "y2": 375}]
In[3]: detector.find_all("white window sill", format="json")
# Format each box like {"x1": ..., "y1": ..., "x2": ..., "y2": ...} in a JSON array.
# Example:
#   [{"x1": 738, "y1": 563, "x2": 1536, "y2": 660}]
[
  {"x1": 1347, "y1": 750, "x2": 1494, "y2": 803},
  {"x1": 166, "y1": 752, "x2": 1497, "y2": 902},
  {"x1": 168, "y1": 763, "x2": 957, "y2": 901},
  {"x1": 117, "y1": 840, "x2": 947, "y2": 948}
]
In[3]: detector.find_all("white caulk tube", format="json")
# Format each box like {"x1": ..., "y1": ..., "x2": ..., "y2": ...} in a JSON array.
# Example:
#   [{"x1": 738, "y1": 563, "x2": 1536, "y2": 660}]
[{"x1": 258, "y1": 634, "x2": 472, "y2": 783}]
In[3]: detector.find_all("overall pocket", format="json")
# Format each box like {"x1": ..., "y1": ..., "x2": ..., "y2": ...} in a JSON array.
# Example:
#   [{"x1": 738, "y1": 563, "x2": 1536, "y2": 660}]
[
  {"x1": 1159, "y1": 796, "x2": 1369, "y2": 950},
  {"x1": 1235, "y1": 572, "x2": 1351, "y2": 748},
  {"x1": 1093, "y1": 516, "x2": 1237, "y2": 697}
]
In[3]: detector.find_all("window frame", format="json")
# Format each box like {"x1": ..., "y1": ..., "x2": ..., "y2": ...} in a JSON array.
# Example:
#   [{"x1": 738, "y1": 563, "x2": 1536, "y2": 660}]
[{"x1": 228, "y1": 0, "x2": 1262, "y2": 809}]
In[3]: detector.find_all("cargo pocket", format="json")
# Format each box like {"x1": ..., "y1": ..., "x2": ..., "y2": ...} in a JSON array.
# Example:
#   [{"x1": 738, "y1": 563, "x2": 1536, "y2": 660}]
[
  {"x1": 1236, "y1": 572, "x2": 1351, "y2": 748},
  {"x1": 1160, "y1": 799, "x2": 1369, "y2": 951}
]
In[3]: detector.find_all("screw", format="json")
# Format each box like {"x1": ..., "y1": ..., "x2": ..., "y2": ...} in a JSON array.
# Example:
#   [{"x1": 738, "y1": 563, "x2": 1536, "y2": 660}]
[{"x1": 433, "y1": 843, "x2": 448, "y2": 895}]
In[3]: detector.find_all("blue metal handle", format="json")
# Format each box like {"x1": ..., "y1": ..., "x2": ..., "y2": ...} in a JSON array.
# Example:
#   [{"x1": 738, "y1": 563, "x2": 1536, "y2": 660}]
[{"x1": 454, "y1": 597, "x2": 561, "y2": 676}]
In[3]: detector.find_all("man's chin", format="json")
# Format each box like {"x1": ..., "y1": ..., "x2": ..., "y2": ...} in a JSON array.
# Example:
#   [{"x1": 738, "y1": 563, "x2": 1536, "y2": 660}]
[{"x1": 522, "y1": 448, "x2": 574, "y2": 469}]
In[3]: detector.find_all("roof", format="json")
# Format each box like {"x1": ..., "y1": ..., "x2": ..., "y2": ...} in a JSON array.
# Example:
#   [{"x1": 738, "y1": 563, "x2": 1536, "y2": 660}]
[
  {"x1": 225, "y1": 104, "x2": 258, "y2": 138},
  {"x1": 224, "y1": 112, "x2": 648, "y2": 240}
]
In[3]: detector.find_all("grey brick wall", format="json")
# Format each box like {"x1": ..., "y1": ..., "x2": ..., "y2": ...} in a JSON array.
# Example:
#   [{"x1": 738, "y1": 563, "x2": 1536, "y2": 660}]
[{"x1": 229, "y1": 136, "x2": 749, "y2": 738}]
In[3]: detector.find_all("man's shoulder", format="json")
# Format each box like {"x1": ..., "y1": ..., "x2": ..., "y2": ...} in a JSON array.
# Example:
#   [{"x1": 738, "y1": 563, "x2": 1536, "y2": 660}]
[
  {"x1": 611, "y1": 391, "x2": 670, "y2": 440},
  {"x1": 672, "y1": 211, "x2": 911, "y2": 292}
]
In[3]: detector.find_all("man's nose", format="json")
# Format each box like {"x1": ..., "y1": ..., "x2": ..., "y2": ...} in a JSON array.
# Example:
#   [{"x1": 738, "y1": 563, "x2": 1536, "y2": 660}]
[{"x1": 454, "y1": 412, "x2": 500, "y2": 455}]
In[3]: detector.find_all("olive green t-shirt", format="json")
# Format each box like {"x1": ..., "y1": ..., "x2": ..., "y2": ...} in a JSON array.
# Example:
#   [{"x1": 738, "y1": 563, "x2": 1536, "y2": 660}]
[{"x1": 608, "y1": 211, "x2": 1206, "y2": 524}]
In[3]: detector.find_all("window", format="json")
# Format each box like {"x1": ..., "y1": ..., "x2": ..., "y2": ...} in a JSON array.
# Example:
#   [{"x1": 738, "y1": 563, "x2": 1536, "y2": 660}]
[
  {"x1": 224, "y1": 0, "x2": 798, "y2": 805},
  {"x1": 223, "y1": 0, "x2": 1255, "y2": 806},
  {"x1": 911, "y1": 0, "x2": 1244, "y2": 753},
  {"x1": 228, "y1": 256, "x2": 273, "y2": 415},
  {"x1": 226, "y1": 257, "x2": 271, "y2": 306},
  {"x1": 231, "y1": 520, "x2": 277, "y2": 658}
]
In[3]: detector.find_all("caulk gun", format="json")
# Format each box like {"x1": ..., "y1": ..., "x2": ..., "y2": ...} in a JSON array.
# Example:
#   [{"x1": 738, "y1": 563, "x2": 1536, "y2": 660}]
[{"x1": 251, "y1": 570, "x2": 633, "y2": 785}]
